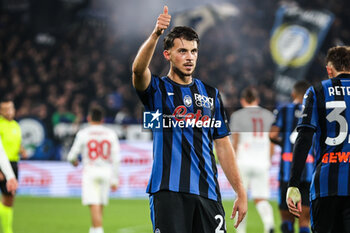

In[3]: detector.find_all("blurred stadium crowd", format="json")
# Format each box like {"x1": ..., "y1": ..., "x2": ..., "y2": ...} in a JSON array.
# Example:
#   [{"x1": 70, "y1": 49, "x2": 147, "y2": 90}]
[{"x1": 0, "y1": 0, "x2": 349, "y2": 159}]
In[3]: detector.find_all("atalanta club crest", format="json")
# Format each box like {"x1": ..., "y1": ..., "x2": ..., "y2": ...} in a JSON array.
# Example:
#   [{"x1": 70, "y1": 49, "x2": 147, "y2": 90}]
[{"x1": 183, "y1": 95, "x2": 192, "y2": 107}]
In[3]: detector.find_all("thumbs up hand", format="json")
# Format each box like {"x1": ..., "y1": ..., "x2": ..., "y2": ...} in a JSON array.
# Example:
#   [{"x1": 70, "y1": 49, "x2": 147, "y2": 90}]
[{"x1": 154, "y1": 6, "x2": 171, "y2": 36}]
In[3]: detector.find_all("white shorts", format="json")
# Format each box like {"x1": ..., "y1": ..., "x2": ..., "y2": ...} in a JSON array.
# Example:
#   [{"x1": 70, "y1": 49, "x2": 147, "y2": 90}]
[
  {"x1": 82, "y1": 166, "x2": 112, "y2": 206},
  {"x1": 238, "y1": 163, "x2": 270, "y2": 199}
]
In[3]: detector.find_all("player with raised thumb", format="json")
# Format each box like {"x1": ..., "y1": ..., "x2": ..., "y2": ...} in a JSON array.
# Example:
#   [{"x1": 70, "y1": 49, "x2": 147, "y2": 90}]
[
  {"x1": 132, "y1": 6, "x2": 171, "y2": 91},
  {"x1": 154, "y1": 6, "x2": 171, "y2": 36}
]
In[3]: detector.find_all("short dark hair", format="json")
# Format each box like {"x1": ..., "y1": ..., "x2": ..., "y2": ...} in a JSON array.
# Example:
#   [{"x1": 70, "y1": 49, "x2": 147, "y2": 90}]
[
  {"x1": 0, "y1": 97, "x2": 14, "y2": 108},
  {"x1": 240, "y1": 87, "x2": 259, "y2": 104},
  {"x1": 293, "y1": 80, "x2": 310, "y2": 97},
  {"x1": 0, "y1": 97, "x2": 13, "y2": 104},
  {"x1": 326, "y1": 46, "x2": 350, "y2": 72},
  {"x1": 163, "y1": 26, "x2": 200, "y2": 50},
  {"x1": 89, "y1": 106, "x2": 104, "y2": 122}
]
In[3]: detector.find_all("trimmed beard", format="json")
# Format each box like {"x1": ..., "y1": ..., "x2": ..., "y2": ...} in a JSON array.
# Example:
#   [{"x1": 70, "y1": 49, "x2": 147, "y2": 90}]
[{"x1": 173, "y1": 66, "x2": 194, "y2": 82}]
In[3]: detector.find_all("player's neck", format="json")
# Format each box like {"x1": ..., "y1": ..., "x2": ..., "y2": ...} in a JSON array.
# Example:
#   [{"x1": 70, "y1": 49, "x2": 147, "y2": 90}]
[
  {"x1": 244, "y1": 104, "x2": 259, "y2": 108},
  {"x1": 89, "y1": 122, "x2": 102, "y2": 125},
  {"x1": 330, "y1": 70, "x2": 350, "y2": 78},
  {"x1": 167, "y1": 71, "x2": 192, "y2": 85},
  {"x1": 1, "y1": 116, "x2": 12, "y2": 121}
]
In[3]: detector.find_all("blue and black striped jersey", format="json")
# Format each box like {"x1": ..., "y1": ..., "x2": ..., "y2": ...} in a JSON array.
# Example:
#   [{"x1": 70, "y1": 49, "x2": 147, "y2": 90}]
[
  {"x1": 273, "y1": 103, "x2": 314, "y2": 183},
  {"x1": 298, "y1": 73, "x2": 350, "y2": 200},
  {"x1": 136, "y1": 75, "x2": 230, "y2": 201}
]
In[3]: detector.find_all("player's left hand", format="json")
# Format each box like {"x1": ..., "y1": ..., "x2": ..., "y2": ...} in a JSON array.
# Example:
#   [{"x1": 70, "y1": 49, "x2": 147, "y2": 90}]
[
  {"x1": 231, "y1": 194, "x2": 248, "y2": 228},
  {"x1": 286, "y1": 186, "x2": 302, "y2": 217}
]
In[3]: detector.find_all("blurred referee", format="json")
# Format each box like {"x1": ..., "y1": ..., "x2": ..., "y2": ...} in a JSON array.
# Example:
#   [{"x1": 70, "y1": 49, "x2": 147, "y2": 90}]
[
  {"x1": 0, "y1": 98, "x2": 27, "y2": 233},
  {"x1": 287, "y1": 46, "x2": 350, "y2": 233}
]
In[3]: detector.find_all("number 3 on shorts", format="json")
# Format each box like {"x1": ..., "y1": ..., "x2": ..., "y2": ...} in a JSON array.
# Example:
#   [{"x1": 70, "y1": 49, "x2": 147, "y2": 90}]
[{"x1": 215, "y1": 215, "x2": 226, "y2": 233}]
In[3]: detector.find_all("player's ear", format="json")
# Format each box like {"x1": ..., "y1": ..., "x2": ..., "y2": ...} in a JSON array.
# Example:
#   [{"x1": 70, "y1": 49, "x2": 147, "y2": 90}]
[
  {"x1": 326, "y1": 65, "x2": 334, "y2": 78},
  {"x1": 163, "y1": 50, "x2": 170, "y2": 61},
  {"x1": 240, "y1": 98, "x2": 245, "y2": 107}
]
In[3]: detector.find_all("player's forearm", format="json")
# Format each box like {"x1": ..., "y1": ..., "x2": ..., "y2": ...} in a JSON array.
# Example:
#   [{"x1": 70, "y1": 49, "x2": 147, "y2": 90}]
[
  {"x1": 67, "y1": 150, "x2": 79, "y2": 163},
  {"x1": 269, "y1": 126, "x2": 282, "y2": 146},
  {"x1": 132, "y1": 32, "x2": 159, "y2": 88},
  {"x1": 111, "y1": 157, "x2": 120, "y2": 185},
  {"x1": 215, "y1": 137, "x2": 246, "y2": 198},
  {"x1": 289, "y1": 127, "x2": 314, "y2": 187},
  {"x1": 132, "y1": 32, "x2": 160, "y2": 74},
  {"x1": 231, "y1": 133, "x2": 239, "y2": 153}
]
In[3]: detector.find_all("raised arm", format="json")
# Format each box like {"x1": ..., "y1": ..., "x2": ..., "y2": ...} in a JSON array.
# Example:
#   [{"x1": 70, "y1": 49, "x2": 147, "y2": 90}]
[
  {"x1": 269, "y1": 125, "x2": 282, "y2": 146},
  {"x1": 132, "y1": 6, "x2": 171, "y2": 91},
  {"x1": 214, "y1": 136, "x2": 247, "y2": 229}
]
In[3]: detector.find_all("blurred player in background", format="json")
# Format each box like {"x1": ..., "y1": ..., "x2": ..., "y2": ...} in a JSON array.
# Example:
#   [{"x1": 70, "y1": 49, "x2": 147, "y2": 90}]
[
  {"x1": 0, "y1": 98, "x2": 27, "y2": 233},
  {"x1": 269, "y1": 81, "x2": 313, "y2": 233},
  {"x1": 287, "y1": 46, "x2": 350, "y2": 232},
  {"x1": 132, "y1": 5, "x2": 247, "y2": 233},
  {"x1": 230, "y1": 87, "x2": 275, "y2": 233},
  {"x1": 67, "y1": 106, "x2": 120, "y2": 233}
]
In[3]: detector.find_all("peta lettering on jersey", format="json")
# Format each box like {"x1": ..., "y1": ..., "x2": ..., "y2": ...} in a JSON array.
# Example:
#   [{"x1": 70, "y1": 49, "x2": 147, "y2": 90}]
[
  {"x1": 194, "y1": 93, "x2": 214, "y2": 109},
  {"x1": 166, "y1": 105, "x2": 221, "y2": 128}
]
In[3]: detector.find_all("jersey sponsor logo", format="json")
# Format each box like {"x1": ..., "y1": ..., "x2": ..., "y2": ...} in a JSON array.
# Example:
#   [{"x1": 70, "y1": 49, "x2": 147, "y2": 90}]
[
  {"x1": 194, "y1": 93, "x2": 213, "y2": 109},
  {"x1": 142, "y1": 106, "x2": 222, "y2": 129},
  {"x1": 321, "y1": 152, "x2": 350, "y2": 163},
  {"x1": 282, "y1": 152, "x2": 314, "y2": 163},
  {"x1": 143, "y1": 110, "x2": 162, "y2": 129},
  {"x1": 170, "y1": 105, "x2": 221, "y2": 128},
  {"x1": 183, "y1": 95, "x2": 192, "y2": 107}
]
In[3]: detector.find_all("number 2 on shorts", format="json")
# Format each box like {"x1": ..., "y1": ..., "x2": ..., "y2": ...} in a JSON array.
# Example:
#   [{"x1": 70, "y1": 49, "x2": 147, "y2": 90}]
[{"x1": 215, "y1": 214, "x2": 225, "y2": 233}]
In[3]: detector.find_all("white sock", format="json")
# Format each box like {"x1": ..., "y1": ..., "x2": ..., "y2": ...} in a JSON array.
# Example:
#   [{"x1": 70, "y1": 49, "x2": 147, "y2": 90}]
[
  {"x1": 89, "y1": 227, "x2": 104, "y2": 233},
  {"x1": 236, "y1": 212, "x2": 247, "y2": 233},
  {"x1": 256, "y1": 200, "x2": 274, "y2": 233}
]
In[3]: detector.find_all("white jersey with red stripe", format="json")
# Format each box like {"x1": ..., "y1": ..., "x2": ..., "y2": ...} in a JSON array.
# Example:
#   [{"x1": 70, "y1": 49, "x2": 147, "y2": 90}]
[
  {"x1": 230, "y1": 106, "x2": 275, "y2": 168},
  {"x1": 67, "y1": 124, "x2": 120, "y2": 185}
]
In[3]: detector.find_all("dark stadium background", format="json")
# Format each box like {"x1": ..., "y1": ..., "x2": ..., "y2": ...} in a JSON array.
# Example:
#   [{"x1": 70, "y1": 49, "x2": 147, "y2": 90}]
[
  {"x1": 1, "y1": 0, "x2": 350, "y2": 232},
  {"x1": 0, "y1": 0, "x2": 349, "y2": 172}
]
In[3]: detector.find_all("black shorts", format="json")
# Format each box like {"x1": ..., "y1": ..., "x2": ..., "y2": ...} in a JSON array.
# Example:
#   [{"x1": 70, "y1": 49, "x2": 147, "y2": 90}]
[
  {"x1": 279, "y1": 181, "x2": 310, "y2": 210},
  {"x1": 311, "y1": 196, "x2": 350, "y2": 233},
  {"x1": 0, "y1": 162, "x2": 18, "y2": 196},
  {"x1": 149, "y1": 191, "x2": 226, "y2": 233}
]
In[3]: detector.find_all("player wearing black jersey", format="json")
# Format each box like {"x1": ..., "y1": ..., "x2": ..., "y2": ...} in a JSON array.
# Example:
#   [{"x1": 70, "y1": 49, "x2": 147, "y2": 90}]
[
  {"x1": 132, "y1": 6, "x2": 247, "y2": 233},
  {"x1": 270, "y1": 81, "x2": 313, "y2": 233},
  {"x1": 287, "y1": 46, "x2": 350, "y2": 233}
]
